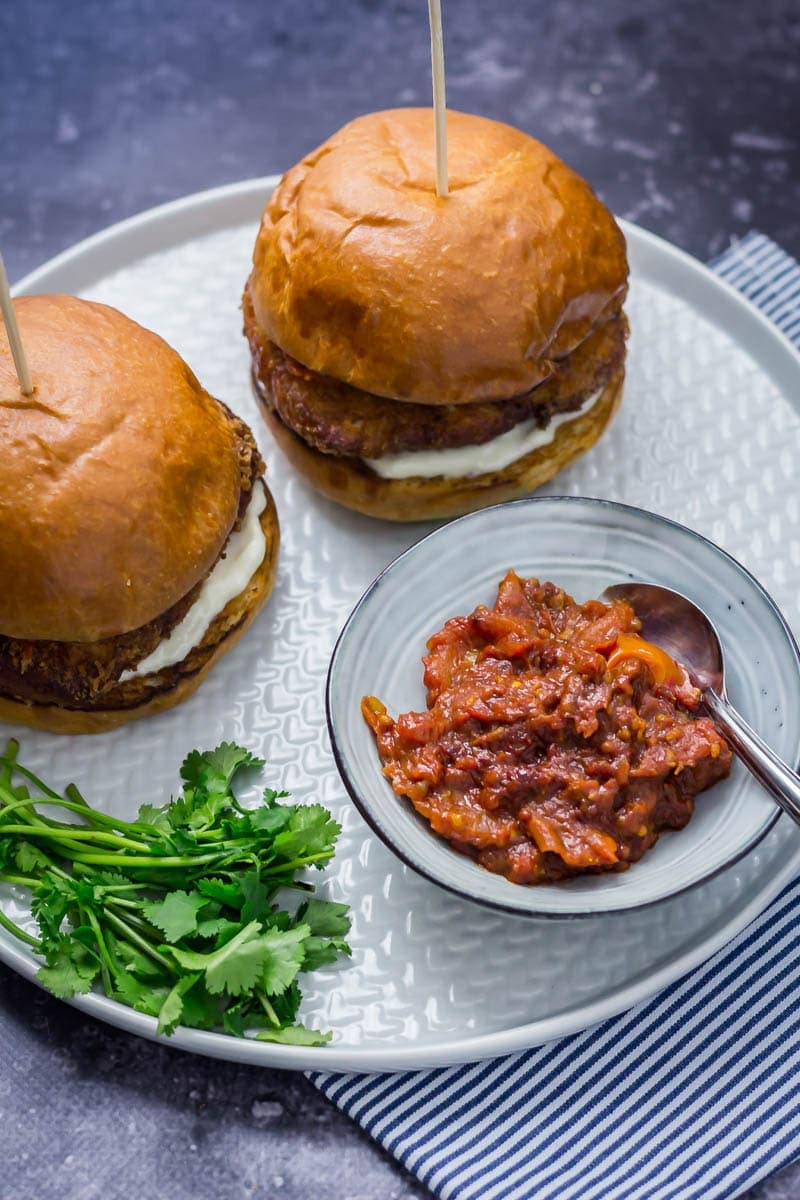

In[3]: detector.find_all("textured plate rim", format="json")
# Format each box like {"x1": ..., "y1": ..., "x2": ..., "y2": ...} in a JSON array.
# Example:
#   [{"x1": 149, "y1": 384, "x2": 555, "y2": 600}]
[
  {"x1": 326, "y1": 494, "x2": 797, "y2": 918},
  {"x1": 3, "y1": 179, "x2": 800, "y2": 1071}
]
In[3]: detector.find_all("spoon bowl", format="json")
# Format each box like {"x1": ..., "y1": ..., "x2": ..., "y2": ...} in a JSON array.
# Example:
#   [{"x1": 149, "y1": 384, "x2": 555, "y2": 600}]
[
  {"x1": 603, "y1": 581, "x2": 800, "y2": 827},
  {"x1": 603, "y1": 582, "x2": 724, "y2": 693}
]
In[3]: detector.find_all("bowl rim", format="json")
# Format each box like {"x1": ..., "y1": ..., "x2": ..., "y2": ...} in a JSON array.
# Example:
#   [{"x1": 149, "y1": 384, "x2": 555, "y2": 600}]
[{"x1": 326, "y1": 495, "x2": 798, "y2": 919}]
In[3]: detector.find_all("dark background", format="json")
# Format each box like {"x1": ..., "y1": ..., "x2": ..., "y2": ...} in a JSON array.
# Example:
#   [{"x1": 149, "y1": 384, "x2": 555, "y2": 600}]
[{"x1": 1, "y1": 1, "x2": 799, "y2": 1197}]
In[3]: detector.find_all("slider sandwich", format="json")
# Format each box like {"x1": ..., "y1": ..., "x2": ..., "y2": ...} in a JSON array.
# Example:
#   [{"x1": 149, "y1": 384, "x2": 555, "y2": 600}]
[
  {"x1": 0, "y1": 295, "x2": 279, "y2": 733},
  {"x1": 244, "y1": 108, "x2": 628, "y2": 521}
]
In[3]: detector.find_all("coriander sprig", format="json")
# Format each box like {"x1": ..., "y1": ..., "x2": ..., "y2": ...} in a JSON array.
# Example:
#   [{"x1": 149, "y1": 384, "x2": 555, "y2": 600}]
[{"x1": 0, "y1": 740, "x2": 350, "y2": 1044}]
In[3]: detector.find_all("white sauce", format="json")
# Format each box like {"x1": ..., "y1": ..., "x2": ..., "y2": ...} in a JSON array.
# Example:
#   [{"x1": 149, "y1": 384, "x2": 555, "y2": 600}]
[
  {"x1": 365, "y1": 389, "x2": 604, "y2": 480},
  {"x1": 120, "y1": 482, "x2": 268, "y2": 681}
]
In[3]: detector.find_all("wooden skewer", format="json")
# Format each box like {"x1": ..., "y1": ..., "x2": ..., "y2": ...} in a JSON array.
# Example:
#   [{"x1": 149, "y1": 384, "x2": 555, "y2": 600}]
[
  {"x1": 428, "y1": 0, "x2": 448, "y2": 198},
  {"x1": 0, "y1": 252, "x2": 34, "y2": 395}
]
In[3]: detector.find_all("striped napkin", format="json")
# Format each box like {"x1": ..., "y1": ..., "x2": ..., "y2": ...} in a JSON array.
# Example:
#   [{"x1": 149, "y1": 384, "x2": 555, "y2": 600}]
[{"x1": 310, "y1": 233, "x2": 800, "y2": 1200}]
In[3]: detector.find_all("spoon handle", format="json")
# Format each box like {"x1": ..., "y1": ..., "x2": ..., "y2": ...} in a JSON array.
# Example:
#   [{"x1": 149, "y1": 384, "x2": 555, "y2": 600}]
[{"x1": 704, "y1": 689, "x2": 800, "y2": 826}]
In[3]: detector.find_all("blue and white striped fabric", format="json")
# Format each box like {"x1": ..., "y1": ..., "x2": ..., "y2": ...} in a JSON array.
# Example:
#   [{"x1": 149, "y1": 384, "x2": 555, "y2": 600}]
[
  {"x1": 309, "y1": 233, "x2": 800, "y2": 1200},
  {"x1": 710, "y1": 231, "x2": 800, "y2": 344}
]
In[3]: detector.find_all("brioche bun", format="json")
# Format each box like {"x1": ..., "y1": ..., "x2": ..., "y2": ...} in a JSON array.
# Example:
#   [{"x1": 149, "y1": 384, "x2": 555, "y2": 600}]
[
  {"x1": 257, "y1": 369, "x2": 623, "y2": 522},
  {"x1": 249, "y1": 108, "x2": 628, "y2": 407},
  {"x1": 0, "y1": 295, "x2": 243, "y2": 643}
]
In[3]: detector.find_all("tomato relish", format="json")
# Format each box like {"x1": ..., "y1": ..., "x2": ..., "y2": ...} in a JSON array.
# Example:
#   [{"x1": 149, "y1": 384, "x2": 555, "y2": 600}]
[{"x1": 362, "y1": 572, "x2": 732, "y2": 885}]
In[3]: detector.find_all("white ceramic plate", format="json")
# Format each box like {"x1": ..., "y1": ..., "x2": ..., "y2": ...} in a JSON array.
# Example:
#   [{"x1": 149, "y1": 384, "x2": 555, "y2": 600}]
[
  {"x1": 4, "y1": 178, "x2": 800, "y2": 1071},
  {"x1": 329, "y1": 496, "x2": 799, "y2": 916}
]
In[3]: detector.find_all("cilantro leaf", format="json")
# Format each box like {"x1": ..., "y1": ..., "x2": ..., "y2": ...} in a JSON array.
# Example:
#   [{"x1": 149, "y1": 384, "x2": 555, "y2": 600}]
[
  {"x1": 262, "y1": 786, "x2": 290, "y2": 805},
  {"x1": 36, "y1": 961, "x2": 96, "y2": 999},
  {"x1": 221, "y1": 1000, "x2": 257, "y2": 1037},
  {"x1": 297, "y1": 899, "x2": 351, "y2": 939},
  {"x1": 92, "y1": 870, "x2": 136, "y2": 891},
  {"x1": 259, "y1": 925, "x2": 309, "y2": 995},
  {"x1": 301, "y1": 936, "x2": 351, "y2": 972},
  {"x1": 222, "y1": 1000, "x2": 249, "y2": 1037},
  {"x1": 180, "y1": 743, "x2": 264, "y2": 791},
  {"x1": 249, "y1": 805, "x2": 292, "y2": 834},
  {"x1": 157, "y1": 972, "x2": 203, "y2": 1036},
  {"x1": 135, "y1": 803, "x2": 173, "y2": 835},
  {"x1": 293, "y1": 901, "x2": 351, "y2": 970},
  {"x1": 172, "y1": 743, "x2": 265, "y2": 830},
  {"x1": 107, "y1": 931, "x2": 167, "y2": 980},
  {"x1": 15, "y1": 841, "x2": 51, "y2": 873},
  {"x1": 178, "y1": 982, "x2": 222, "y2": 1031},
  {"x1": 114, "y1": 974, "x2": 170, "y2": 1016},
  {"x1": 32, "y1": 873, "x2": 75, "y2": 942},
  {"x1": 256, "y1": 1025, "x2": 332, "y2": 1046},
  {"x1": 195, "y1": 916, "x2": 231, "y2": 940},
  {"x1": 263, "y1": 910, "x2": 292, "y2": 933},
  {"x1": 165, "y1": 922, "x2": 310, "y2": 997},
  {"x1": 166, "y1": 920, "x2": 273, "y2": 996},
  {"x1": 269, "y1": 981, "x2": 302, "y2": 1027},
  {"x1": 271, "y1": 806, "x2": 341, "y2": 862},
  {"x1": 37, "y1": 938, "x2": 99, "y2": 999},
  {"x1": 208, "y1": 920, "x2": 243, "y2": 947},
  {"x1": 221, "y1": 805, "x2": 292, "y2": 840},
  {"x1": 239, "y1": 871, "x2": 269, "y2": 924},
  {"x1": 196, "y1": 877, "x2": 243, "y2": 908},
  {"x1": 142, "y1": 890, "x2": 207, "y2": 943}
]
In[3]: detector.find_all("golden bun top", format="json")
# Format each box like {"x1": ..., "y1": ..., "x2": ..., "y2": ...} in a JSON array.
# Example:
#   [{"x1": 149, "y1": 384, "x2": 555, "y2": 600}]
[
  {"x1": 248, "y1": 108, "x2": 628, "y2": 406},
  {"x1": 0, "y1": 294, "x2": 242, "y2": 642}
]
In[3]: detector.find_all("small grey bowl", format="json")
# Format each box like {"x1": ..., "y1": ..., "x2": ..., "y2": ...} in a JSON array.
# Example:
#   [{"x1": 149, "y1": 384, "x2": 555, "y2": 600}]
[{"x1": 326, "y1": 497, "x2": 800, "y2": 918}]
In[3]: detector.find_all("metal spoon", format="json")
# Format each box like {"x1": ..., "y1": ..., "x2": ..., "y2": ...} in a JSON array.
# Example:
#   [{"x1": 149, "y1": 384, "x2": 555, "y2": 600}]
[{"x1": 603, "y1": 582, "x2": 800, "y2": 825}]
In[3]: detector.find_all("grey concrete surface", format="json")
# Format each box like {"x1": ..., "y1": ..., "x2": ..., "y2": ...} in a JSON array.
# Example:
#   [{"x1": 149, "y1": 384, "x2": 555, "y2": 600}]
[{"x1": 1, "y1": 2, "x2": 799, "y2": 1197}]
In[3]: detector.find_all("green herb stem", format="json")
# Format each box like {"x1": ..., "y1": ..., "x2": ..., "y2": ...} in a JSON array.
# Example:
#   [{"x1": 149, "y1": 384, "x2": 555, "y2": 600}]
[
  {"x1": 0, "y1": 787, "x2": 62, "y2": 830},
  {"x1": 0, "y1": 793, "x2": 150, "y2": 834},
  {"x1": 66, "y1": 851, "x2": 225, "y2": 869},
  {"x1": 0, "y1": 825, "x2": 152, "y2": 853},
  {"x1": 0, "y1": 873, "x2": 41, "y2": 888},
  {"x1": 262, "y1": 851, "x2": 334, "y2": 874},
  {"x1": 64, "y1": 783, "x2": 90, "y2": 809},
  {"x1": 102, "y1": 909, "x2": 177, "y2": 976},
  {"x1": 104, "y1": 903, "x2": 161, "y2": 938},
  {"x1": 102, "y1": 895, "x2": 143, "y2": 910},
  {"x1": 0, "y1": 758, "x2": 63, "y2": 800},
  {"x1": 84, "y1": 907, "x2": 117, "y2": 986},
  {"x1": 259, "y1": 993, "x2": 280, "y2": 1027},
  {"x1": 0, "y1": 906, "x2": 41, "y2": 950}
]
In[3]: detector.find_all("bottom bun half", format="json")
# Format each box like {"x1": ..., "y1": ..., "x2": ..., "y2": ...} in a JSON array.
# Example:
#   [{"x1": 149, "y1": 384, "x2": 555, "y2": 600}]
[
  {"x1": 259, "y1": 370, "x2": 624, "y2": 522},
  {"x1": 0, "y1": 490, "x2": 280, "y2": 735}
]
